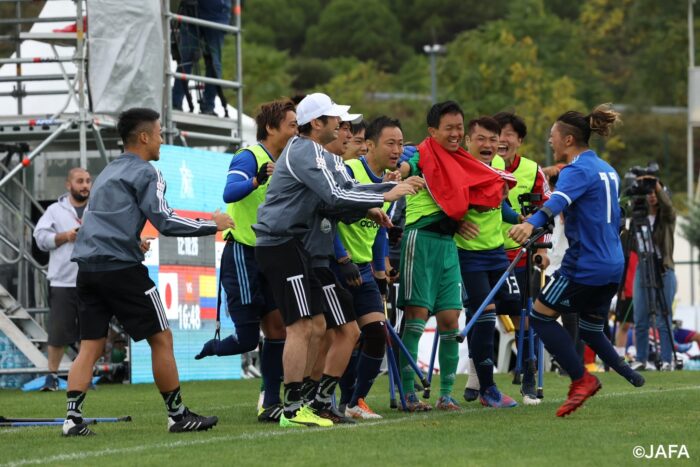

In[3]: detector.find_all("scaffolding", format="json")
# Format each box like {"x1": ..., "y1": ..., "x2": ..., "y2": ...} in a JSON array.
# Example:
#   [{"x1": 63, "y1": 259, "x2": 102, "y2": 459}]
[{"x1": 0, "y1": 0, "x2": 244, "y2": 377}]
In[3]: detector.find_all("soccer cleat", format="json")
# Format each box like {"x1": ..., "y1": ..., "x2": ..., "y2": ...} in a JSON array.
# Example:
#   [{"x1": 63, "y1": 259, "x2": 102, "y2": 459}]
[
  {"x1": 463, "y1": 387, "x2": 479, "y2": 402},
  {"x1": 257, "y1": 403, "x2": 284, "y2": 423},
  {"x1": 520, "y1": 378, "x2": 541, "y2": 406},
  {"x1": 556, "y1": 372, "x2": 602, "y2": 417},
  {"x1": 279, "y1": 405, "x2": 333, "y2": 428},
  {"x1": 435, "y1": 395, "x2": 461, "y2": 411},
  {"x1": 480, "y1": 385, "x2": 518, "y2": 409},
  {"x1": 40, "y1": 374, "x2": 59, "y2": 392},
  {"x1": 314, "y1": 405, "x2": 356, "y2": 424},
  {"x1": 659, "y1": 362, "x2": 672, "y2": 372},
  {"x1": 401, "y1": 392, "x2": 432, "y2": 412},
  {"x1": 345, "y1": 398, "x2": 382, "y2": 420},
  {"x1": 168, "y1": 408, "x2": 218, "y2": 432},
  {"x1": 62, "y1": 418, "x2": 95, "y2": 437}
]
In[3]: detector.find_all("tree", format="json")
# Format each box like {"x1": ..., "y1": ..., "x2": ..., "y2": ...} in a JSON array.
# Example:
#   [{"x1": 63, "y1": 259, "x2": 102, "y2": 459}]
[
  {"x1": 438, "y1": 25, "x2": 583, "y2": 162},
  {"x1": 303, "y1": 0, "x2": 411, "y2": 71},
  {"x1": 221, "y1": 39, "x2": 294, "y2": 114},
  {"x1": 241, "y1": 0, "x2": 322, "y2": 53}
]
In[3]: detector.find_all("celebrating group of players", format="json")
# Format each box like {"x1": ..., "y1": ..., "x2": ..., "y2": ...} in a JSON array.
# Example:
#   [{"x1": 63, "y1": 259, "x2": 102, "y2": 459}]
[
  {"x1": 60, "y1": 93, "x2": 645, "y2": 436},
  {"x1": 192, "y1": 93, "x2": 646, "y2": 428}
]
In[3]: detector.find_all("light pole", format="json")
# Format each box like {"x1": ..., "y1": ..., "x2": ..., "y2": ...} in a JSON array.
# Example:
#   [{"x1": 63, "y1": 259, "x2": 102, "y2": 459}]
[{"x1": 423, "y1": 44, "x2": 445, "y2": 104}]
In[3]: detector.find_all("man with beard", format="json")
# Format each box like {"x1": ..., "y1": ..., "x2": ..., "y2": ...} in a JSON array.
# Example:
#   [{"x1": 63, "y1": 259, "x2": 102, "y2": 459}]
[{"x1": 34, "y1": 168, "x2": 92, "y2": 392}]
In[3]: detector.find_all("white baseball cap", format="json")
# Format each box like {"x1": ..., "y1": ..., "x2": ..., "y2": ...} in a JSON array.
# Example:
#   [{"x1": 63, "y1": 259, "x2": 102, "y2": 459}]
[
  {"x1": 296, "y1": 93, "x2": 351, "y2": 125},
  {"x1": 340, "y1": 112, "x2": 363, "y2": 124}
]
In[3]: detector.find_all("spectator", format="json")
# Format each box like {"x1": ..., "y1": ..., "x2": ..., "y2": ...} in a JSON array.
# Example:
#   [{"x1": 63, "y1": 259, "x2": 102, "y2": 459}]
[
  {"x1": 631, "y1": 178, "x2": 677, "y2": 371},
  {"x1": 33, "y1": 168, "x2": 91, "y2": 391},
  {"x1": 172, "y1": 0, "x2": 232, "y2": 115}
]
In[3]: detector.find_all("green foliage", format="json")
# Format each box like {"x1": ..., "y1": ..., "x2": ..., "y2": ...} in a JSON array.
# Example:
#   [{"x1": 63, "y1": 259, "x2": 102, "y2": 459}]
[
  {"x1": 222, "y1": 39, "x2": 293, "y2": 114},
  {"x1": 303, "y1": 0, "x2": 411, "y2": 71},
  {"x1": 241, "y1": 0, "x2": 322, "y2": 53},
  {"x1": 439, "y1": 25, "x2": 583, "y2": 162},
  {"x1": 681, "y1": 201, "x2": 700, "y2": 250}
]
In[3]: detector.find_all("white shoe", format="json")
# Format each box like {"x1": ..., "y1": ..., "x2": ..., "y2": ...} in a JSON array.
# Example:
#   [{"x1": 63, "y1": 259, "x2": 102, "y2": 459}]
[
  {"x1": 660, "y1": 362, "x2": 672, "y2": 371},
  {"x1": 345, "y1": 398, "x2": 382, "y2": 419},
  {"x1": 522, "y1": 394, "x2": 542, "y2": 406}
]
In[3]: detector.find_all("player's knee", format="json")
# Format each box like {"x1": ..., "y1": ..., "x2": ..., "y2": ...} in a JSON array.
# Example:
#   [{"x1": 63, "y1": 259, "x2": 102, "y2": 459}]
[
  {"x1": 237, "y1": 325, "x2": 262, "y2": 352},
  {"x1": 361, "y1": 321, "x2": 386, "y2": 358},
  {"x1": 311, "y1": 314, "x2": 327, "y2": 338}
]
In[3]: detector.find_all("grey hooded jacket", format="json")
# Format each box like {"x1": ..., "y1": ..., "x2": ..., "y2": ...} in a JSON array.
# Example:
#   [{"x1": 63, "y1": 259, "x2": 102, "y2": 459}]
[{"x1": 34, "y1": 193, "x2": 83, "y2": 287}]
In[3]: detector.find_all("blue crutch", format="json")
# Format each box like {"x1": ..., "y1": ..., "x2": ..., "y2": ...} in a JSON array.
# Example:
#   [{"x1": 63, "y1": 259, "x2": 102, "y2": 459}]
[{"x1": 422, "y1": 329, "x2": 440, "y2": 399}]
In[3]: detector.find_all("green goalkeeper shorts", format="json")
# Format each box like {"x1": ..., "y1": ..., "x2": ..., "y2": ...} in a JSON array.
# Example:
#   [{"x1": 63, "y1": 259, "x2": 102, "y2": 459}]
[{"x1": 398, "y1": 228, "x2": 463, "y2": 314}]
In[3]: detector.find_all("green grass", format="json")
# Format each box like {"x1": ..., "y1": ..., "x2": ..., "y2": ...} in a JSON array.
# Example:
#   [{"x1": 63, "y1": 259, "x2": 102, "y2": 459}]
[{"x1": 1, "y1": 372, "x2": 699, "y2": 466}]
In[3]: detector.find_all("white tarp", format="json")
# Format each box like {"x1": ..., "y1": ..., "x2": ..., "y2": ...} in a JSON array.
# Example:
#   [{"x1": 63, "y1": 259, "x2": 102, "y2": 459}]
[{"x1": 87, "y1": 0, "x2": 163, "y2": 114}]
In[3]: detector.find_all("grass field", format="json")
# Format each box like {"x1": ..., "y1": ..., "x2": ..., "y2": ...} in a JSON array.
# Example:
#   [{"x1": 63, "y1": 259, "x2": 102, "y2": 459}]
[{"x1": 1, "y1": 372, "x2": 698, "y2": 466}]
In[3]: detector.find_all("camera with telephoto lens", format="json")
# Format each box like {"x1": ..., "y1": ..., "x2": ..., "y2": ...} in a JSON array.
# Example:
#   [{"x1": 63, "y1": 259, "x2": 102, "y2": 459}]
[{"x1": 623, "y1": 162, "x2": 659, "y2": 197}]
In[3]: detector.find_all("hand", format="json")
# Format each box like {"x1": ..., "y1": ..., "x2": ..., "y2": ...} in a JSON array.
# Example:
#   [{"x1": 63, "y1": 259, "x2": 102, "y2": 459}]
[
  {"x1": 367, "y1": 208, "x2": 393, "y2": 228},
  {"x1": 534, "y1": 249, "x2": 550, "y2": 270},
  {"x1": 383, "y1": 170, "x2": 401, "y2": 182},
  {"x1": 403, "y1": 176, "x2": 425, "y2": 191},
  {"x1": 338, "y1": 259, "x2": 362, "y2": 287},
  {"x1": 387, "y1": 267, "x2": 400, "y2": 285},
  {"x1": 374, "y1": 275, "x2": 388, "y2": 296},
  {"x1": 65, "y1": 228, "x2": 79, "y2": 243},
  {"x1": 140, "y1": 236, "x2": 156, "y2": 253},
  {"x1": 388, "y1": 226, "x2": 403, "y2": 246},
  {"x1": 212, "y1": 208, "x2": 235, "y2": 231},
  {"x1": 457, "y1": 220, "x2": 479, "y2": 240},
  {"x1": 383, "y1": 183, "x2": 416, "y2": 202},
  {"x1": 255, "y1": 162, "x2": 271, "y2": 186},
  {"x1": 509, "y1": 222, "x2": 534, "y2": 244}
]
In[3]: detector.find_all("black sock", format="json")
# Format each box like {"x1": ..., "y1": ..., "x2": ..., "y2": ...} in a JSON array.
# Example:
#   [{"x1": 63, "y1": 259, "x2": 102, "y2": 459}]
[
  {"x1": 301, "y1": 376, "x2": 318, "y2": 403},
  {"x1": 161, "y1": 386, "x2": 185, "y2": 420},
  {"x1": 339, "y1": 349, "x2": 359, "y2": 406},
  {"x1": 310, "y1": 374, "x2": 339, "y2": 411},
  {"x1": 66, "y1": 391, "x2": 86, "y2": 423},
  {"x1": 283, "y1": 382, "x2": 303, "y2": 418},
  {"x1": 261, "y1": 338, "x2": 285, "y2": 407},
  {"x1": 471, "y1": 311, "x2": 497, "y2": 395},
  {"x1": 579, "y1": 319, "x2": 644, "y2": 386}
]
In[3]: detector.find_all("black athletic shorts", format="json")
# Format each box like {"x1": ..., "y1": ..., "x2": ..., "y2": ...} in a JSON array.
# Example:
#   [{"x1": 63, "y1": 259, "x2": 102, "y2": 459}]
[
  {"x1": 461, "y1": 269, "x2": 521, "y2": 316},
  {"x1": 77, "y1": 264, "x2": 169, "y2": 342},
  {"x1": 538, "y1": 270, "x2": 618, "y2": 318},
  {"x1": 220, "y1": 240, "x2": 277, "y2": 327},
  {"x1": 255, "y1": 239, "x2": 324, "y2": 326},
  {"x1": 48, "y1": 286, "x2": 80, "y2": 346},
  {"x1": 313, "y1": 266, "x2": 356, "y2": 329}
]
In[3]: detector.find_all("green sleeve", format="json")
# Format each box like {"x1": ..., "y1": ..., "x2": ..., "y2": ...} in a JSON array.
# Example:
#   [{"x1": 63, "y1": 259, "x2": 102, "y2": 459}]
[{"x1": 407, "y1": 150, "x2": 421, "y2": 177}]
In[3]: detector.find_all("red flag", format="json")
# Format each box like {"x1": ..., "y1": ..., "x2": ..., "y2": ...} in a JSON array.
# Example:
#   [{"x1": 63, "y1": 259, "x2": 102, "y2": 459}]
[{"x1": 417, "y1": 137, "x2": 516, "y2": 221}]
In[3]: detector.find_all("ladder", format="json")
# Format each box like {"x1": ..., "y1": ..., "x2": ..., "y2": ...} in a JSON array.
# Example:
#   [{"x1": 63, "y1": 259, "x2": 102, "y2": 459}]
[{"x1": 0, "y1": 283, "x2": 70, "y2": 374}]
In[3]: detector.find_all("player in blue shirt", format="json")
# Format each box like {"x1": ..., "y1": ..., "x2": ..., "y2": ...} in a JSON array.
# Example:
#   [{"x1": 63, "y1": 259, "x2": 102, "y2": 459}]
[{"x1": 509, "y1": 104, "x2": 644, "y2": 418}]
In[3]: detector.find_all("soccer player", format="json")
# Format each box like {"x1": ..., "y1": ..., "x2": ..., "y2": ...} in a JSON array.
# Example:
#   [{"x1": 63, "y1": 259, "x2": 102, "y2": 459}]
[
  {"x1": 344, "y1": 119, "x2": 368, "y2": 160},
  {"x1": 63, "y1": 108, "x2": 234, "y2": 436},
  {"x1": 397, "y1": 101, "x2": 512, "y2": 411},
  {"x1": 492, "y1": 111, "x2": 551, "y2": 404},
  {"x1": 194, "y1": 99, "x2": 297, "y2": 423},
  {"x1": 335, "y1": 116, "x2": 403, "y2": 419},
  {"x1": 254, "y1": 93, "x2": 417, "y2": 428},
  {"x1": 509, "y1": 104, "x2": 645, "y2": 417},
  {"x1": 458, "y1": 116, "x2": 520, "y2": 409}
]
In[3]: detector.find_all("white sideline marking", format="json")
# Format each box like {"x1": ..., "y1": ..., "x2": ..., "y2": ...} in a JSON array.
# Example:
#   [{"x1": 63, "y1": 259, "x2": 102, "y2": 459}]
[{"x1": 2, "y1": 385, "x2": 699, "y2": 466}]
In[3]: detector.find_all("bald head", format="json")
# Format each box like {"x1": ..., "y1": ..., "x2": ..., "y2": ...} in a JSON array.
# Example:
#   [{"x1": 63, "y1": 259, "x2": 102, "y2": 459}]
[{"x1": 67, "y1": 167, "x2": 89, "y2": 181}]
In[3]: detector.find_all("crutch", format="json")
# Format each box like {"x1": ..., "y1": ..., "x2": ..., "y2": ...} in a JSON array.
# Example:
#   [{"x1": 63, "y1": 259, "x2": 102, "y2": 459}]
[
  {"x1": 383, "y1": 301, "x2": 430, "y2": 395},
  {"x1": 534, "y1": 255, "x2": 547, "y2": 399},
  {"x1": 422, "y1": 329, "x2": 439, "y2": 399},
  {"x1": 456, "y1": 228, "x2": 549, "y2": 343}
]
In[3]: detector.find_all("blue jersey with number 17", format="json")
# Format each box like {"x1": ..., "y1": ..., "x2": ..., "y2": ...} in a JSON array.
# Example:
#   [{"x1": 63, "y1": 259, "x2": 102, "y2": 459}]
[{"x1": 528, "y1": 150, "x2": 623, "y2": 286}]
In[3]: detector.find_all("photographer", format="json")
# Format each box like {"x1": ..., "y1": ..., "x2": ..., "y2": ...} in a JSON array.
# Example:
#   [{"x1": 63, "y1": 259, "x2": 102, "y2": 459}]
[{"x1": 630, "y1": 175, "x2": 677, "y2": 371}]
